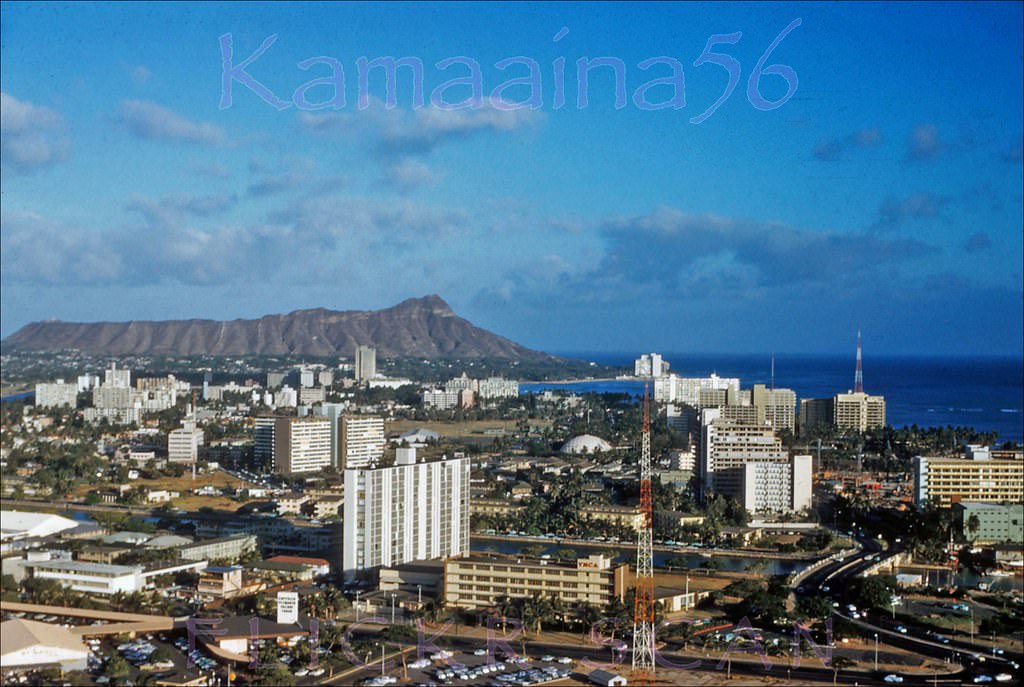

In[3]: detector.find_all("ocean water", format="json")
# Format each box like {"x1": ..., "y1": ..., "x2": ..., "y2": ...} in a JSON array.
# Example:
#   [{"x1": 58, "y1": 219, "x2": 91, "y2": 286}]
[{"x1": 522, "y1": 354, "x2": 1024, "y2": 444}]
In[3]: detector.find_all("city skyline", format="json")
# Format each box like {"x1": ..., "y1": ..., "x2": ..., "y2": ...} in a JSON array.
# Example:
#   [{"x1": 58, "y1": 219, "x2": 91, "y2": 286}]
[{"x1": 2, "y1": 2, "x2": 1022, "y2": 356}]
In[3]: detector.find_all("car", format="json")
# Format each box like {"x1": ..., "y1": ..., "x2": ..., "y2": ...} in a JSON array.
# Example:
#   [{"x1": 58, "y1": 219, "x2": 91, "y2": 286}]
[
  {"x1": 883, "y1": 676, "x2": 903, "y2": 684},
  {"x1": 540, "y1": 655, "x2": 555, "y2": 662},
  {"x1": 973, "y1": 676, "x2": 993, "y2": 684},
  {"x1": 557, "y1": 657, "x2": 573, "y2": 664},
  {"x1": 310, "y1": 668, "x2": 325, "y2": 677},
  {"x1": 294, "y1": 668, "x2": 309, "y2": 677},
  {"x1": 994, "y1": 675, "x2": 1012, "y2": 683},
  {"x1": 895, "y1": 625, "x2": 908, "y2": 634},
  {"x1": 474, "y1": 648, "x2": 488, "y2": 656}
]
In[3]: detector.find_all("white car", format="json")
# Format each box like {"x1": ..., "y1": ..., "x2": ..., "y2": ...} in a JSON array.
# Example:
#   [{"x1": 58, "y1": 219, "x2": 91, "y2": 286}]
[
  {"x1": 994, "y1": 675, "x2": 1012, "y2": 683},
  {"x1": 541, "y1": 655, "x2": 555, "y2": 662},
  {"x1": 473, "y1": 648, "x2": 488, "y2": 656},
  {"x1": 310, "y1": 668, "x2": 325, "y2": 677},
  {"x1": 557, "y1": 657, "x2": 573, "y2": 664},
  {"x1": 293, "y1": 668, "x2": 309, "y2": 677},
  {"x1": 883, "y1": 675, "x2": 904, "y2": 684}
]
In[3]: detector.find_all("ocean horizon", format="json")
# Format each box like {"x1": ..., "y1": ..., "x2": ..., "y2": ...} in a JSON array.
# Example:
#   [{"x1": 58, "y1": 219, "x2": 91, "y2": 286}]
[{"x1": 524, "y1": 352, "x2": 1024, "y2": 444}]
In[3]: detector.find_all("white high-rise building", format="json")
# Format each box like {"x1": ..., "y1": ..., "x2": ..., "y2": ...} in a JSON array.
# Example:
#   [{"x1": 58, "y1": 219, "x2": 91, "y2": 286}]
[
  {"x1": 273, "y1": 416, "x2": 332, "y2": 474},
  {"x1": 355, "y1": 346, "x2": 377, "y2": 382},
  {"x1": 751, "y1": 384, "x2": 797, "y2": 432},
  {"x1": 634, "y1": 353, "x2": 670, "y2": 378},
  {"x1": 340, "y1": 416, "x2": 385, "y2": 469},
  {"x1": 699, "y1": 409, "x2": 786, "y2": 501},
  {"x1": 476, "y1": 377, "x2": 519, "y2": 399},
  {"x1": 104, "y1": 364, "x2": 131, "y2": 389},
  {"x1": 313, "y1": 402, "x2": 346, "y2": 468},
  {"x1": 654, "y1": 373, "x2": 740, "y2": 405},
  {"x1": 77, "y1": 375, "x2": 100, "y2": 392},
  {"x1": 168, "y1": 423, "x2": 202, "y2": 464},
  {"x1": 343, "y1": 448, "x2": 470, "y2": 579},
  {"x1": 741, "y1": 454, "x2": 812, "y2": 514},
  {"x1": 299, "y1": 367, "x2": 315, "y2": 388},
  {"x1": 35, "y1": 381, "x2": 78, "y2": 408}
]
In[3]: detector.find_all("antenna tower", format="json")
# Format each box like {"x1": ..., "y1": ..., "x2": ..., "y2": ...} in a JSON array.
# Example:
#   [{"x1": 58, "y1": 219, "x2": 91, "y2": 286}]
[
  {"x1": 632, "y1": 386, "x2": 656, "y2": 684},
  {"x1": 854, "y1": 331, "x2": 864, "y2": 394}
]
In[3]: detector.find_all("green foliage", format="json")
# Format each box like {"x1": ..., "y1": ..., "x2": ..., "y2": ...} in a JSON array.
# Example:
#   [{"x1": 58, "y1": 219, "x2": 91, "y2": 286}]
[{"x1": 855, "y1": 575, "x2": 896, "y2": 610}]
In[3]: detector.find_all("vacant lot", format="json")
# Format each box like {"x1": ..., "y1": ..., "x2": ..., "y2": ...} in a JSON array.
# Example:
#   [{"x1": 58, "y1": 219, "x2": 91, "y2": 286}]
[{"x1": 386, "y1": 418, "x2": 552, "y2": 438}]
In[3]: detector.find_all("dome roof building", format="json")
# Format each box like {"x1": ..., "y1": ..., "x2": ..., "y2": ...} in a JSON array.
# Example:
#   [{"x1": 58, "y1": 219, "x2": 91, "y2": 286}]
[{"x1": 560, "y1": 434, "x2": 612, "y2": 455}]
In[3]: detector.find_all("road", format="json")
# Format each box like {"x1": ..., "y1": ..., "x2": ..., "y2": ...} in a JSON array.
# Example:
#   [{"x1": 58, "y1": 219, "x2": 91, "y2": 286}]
[{"x1": 795, "y1": 534, "x2": 1023, "y2": 684}]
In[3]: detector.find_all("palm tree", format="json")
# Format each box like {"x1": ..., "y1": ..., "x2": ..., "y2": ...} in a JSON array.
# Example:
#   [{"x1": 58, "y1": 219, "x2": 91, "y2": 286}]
[
  {"x1": 496, "y1": 595, "x2": 517, "y2": 634},
  {"x1": 574, "y1": 601, "x2": 601, "y2": 639}
]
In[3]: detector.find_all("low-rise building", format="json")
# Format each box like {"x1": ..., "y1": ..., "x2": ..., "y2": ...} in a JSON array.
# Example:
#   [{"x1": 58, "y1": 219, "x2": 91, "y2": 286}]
[
  {"x1": 444, "y1": 553, "x2": 628, "y2": 610},
  {"x1": 581, "y1": 504, "x2": 645, "y2": 532},
  {"x1": 23, "y1": 559, "x2": 143, "y2": 595},
  {"x1": 956, "y1": 502, "x2": 1024, "y2": 544},
  {"x1": 0, "y1": 619, "x2": 89, "y2": 673},
  {"x1": 177, "y1": 535, "x2": 258, "y2": 563}
]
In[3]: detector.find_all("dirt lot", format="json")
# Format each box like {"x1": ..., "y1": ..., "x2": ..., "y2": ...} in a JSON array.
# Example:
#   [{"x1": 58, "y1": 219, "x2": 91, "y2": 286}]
[
  {"x1": 70, "y1": 470, "x2": 257, "y2": 512},
  {"x1": 386, "y1": 418, "x2": 552, "y2": 438}
]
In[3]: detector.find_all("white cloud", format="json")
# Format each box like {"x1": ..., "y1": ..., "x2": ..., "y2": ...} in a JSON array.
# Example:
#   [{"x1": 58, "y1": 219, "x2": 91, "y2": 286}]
[
  {"x1": 119, "y1": 100, "x2": 224, "y2": 145},
  {"x1": 0, "y1": 92, "x2": 68, "y2": 174}
]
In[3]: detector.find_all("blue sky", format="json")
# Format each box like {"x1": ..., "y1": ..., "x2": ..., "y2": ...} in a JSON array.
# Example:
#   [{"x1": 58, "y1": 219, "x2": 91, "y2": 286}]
[{"x1": 1, "y1": 2, "x2": 1021, "y2": 355}]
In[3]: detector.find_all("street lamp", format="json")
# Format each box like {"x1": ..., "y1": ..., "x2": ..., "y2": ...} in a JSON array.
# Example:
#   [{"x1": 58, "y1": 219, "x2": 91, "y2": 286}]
[
  {"x1": 355, "y1": 590, "x2": 361, "y2": 621},
  {"x1": 391, "y1": 592, "x2": 397, "y2": 624},
  {"x1": 417, "y1": 584, "x2": 422, "y2": 606},
  {"x1": 874, "y1": 633, "x2": 879, "y2": 670}
]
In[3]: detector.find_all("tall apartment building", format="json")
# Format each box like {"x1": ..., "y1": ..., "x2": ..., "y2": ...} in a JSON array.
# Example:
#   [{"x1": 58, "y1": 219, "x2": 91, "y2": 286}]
[
  {"x1": 104, "y1": 363, "x2": 131, "y2": 388},
  {"x1": 168, "y1": 421, "x2": 203, "y2": 463},
  {"x1": 340, "y1": 415, "x2": 385, "y2": 469},
  {"x1": 654, "y1": 373, "x2": 741, "y2": 406},
  {"x1": 913, "y1": 451, "x2": 1024, "y2": 506},
  {"x1": 343, "y1": 448, "x2": 470, "y2": 580},
  {"x1": 254, "y1": 417, "x2": 276, "y2": 468},
  {"x1": 833, "y1": 392, "x2": 886, "y2": 432},
  {"x1": 751, "y1": 384, "x2": 797, "y2": 432},
  {"x1": 273, "y1": 416, "x2": 332, "y2": 474},
  {"x1": 355, "y1": 346, "x2": 377, "y2": 382},
  {"x1": 476, "y1": 377, "x2": 519, "y2": 399},
  {"x1": 634, "y1": 353, "x2": 670, "y2": 378},
  {"x1": 445, "y1": 553, "x2": 627, "y2": 610},
  {"x1": 423, "y1": 388, "x2": 474, "y2": 410},
  {"x1": 313, "y1": 402, "x2": 346, "y2": 468},
  {"x1": 799, "y1": 398, "x2": 834, "y2": 434},
  {"x1": 741, "y1": 454, "x2": 812, "y2": 514},
  {"x1": 35, "y1": 381, "x2": 78, "y2": 408},
  {"x1": 699, "y1": 409, "x2": 787, "y2": 501}
]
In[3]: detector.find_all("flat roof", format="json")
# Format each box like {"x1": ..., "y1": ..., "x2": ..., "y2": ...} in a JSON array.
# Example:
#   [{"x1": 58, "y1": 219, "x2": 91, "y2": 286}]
[{"x1": 25, "y1": 560, "x2": 142, "y2": 575}]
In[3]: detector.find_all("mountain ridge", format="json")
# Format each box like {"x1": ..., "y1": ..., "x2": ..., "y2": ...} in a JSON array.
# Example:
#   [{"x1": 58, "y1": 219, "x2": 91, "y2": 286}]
[{"x1": 2, "y1": 295, "x2": 551, "y2": 360}]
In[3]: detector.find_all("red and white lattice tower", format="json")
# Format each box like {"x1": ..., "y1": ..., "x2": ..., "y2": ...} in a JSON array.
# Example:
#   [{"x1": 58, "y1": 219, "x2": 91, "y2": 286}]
[
  {"x1": 854, "y1": 330, "x2": 864, "y2": 394},
  {"x1": 632, "y1": 386, "x2": 656, "y2": 684}
]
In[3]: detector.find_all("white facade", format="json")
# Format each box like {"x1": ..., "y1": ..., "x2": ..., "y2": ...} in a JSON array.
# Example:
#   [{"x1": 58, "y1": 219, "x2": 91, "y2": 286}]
[
  {"x1": 476, "y1": 377, "x2": 519, "y2": 399},
  {"x1": 700, "y1": 409, "x2": 787, "y2": 500},
  {"x1": 343, "y1": 450, "x2": 470, "y2": 579},
  {"x1": 168, "y1": 425, "x2": 201, "y2": 463},
  {"x1": 274, "y1": 416, "x2": 332, "y2": 474},
  {"x1": 34, "y1": 381, "x2": 78, "y2": 409},
  {"x1": 25, "y1": 560, "x2": 142, "y2": 595},
  {"x1": 655, "y1": 373, "x2": 740, "y2": 405},
  {"x1": 104, "y1": 363, "x2": 131, "y2": 388},
  {"x1": 355, "y1": 345, "x2": 377, "y2": 381},
  {"x1": 341, "y1": 416, "x2": 385, "y2": 469},
  {"x1": 741, "y1": 454, "x2": 812, "y2": 514},
  {"x1": 634, "y1": 353, "x2": 670, "y2": 378}
]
